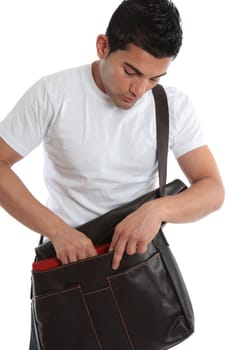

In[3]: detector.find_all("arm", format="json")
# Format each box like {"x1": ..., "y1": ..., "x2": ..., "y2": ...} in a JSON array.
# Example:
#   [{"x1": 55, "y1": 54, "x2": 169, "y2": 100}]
[
  {"x1": 0, "y1": 138, "x2": 97, "y2": 263},
  {"x1": 110, "y1": 145, "x2": 225, "y2": 269}
]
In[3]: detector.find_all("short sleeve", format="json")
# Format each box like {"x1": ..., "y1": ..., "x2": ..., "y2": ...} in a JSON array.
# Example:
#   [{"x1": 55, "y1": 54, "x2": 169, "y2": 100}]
[
  {"x1": 166, "y1": 87, "x2": 206, "y2": 159},
  {"x1": 0, "y1": 78, "x2": 54, "y2": 156}
]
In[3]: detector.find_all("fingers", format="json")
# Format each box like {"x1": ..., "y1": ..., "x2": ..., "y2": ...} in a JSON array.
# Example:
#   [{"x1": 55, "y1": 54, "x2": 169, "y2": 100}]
[
  {"x1": 111, "y1": 239, "x2": 127, "y2": 270},
  {"x1": 56, "y1": 236, "x2": 97, "y2": 265},
  {"x1": 126, "y1": 239, "x2": 138, "y2": 255},
  {"x1": 58, "y1": 254, "x2": 69, "y2": 265},
  {"x1": 135, "y1": 241, "x2": 147, "y2": 254},
  {"x1": 60, "y1": 247, "x2": 97, "y2": 264},
  {"x1": 77, "y1": 242, "x2": 98, "y2": 261},
  {"x1": 110, "y1": 226, "x2": 147, "y2": 270},
  {"x1": 111, "y1": 239, "x2": 148, "y2": 270}
]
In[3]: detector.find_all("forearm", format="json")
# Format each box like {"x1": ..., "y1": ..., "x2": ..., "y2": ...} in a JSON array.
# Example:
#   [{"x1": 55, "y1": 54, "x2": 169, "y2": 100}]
[
  {"x1": 0, "y1": 162, "x2": 67, "y2": 239},
  {"x1": 0, "y1": 162, "x2": 97, "y2": 263},
  {"x1": 154, "y1": 177, "x2": 225, "y2": 224}
]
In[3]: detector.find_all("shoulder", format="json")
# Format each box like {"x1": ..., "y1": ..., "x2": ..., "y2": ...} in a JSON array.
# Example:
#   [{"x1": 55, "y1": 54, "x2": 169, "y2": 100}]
[
  {"x1": 161, "y1": 85, "x2": 200, "y2": 128},
  {"x1": 15, "y1": 66, "x2": 85, "y2": 104},
  {"x1": 36, "y1": 64, "x2": 91, "y2": 108},
  {"x1": 149, "y1": 85, "x2": 196, "y2": 116},
  {"x1": 162, "y1": 85, "x2": 195, "y2": 113},
  {"x1": 160, "y1": 86, "x2": 205, "y2": 158},
  {"x1": 41, "y1": 65, "x2": 87, "y2": 90}
]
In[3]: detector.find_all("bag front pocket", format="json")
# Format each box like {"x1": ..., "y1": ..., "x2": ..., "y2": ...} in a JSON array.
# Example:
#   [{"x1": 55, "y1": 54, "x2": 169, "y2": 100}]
[
  {"x1": 107, "y1": 253, "x2": 190, "y2": 350},
  {"x1": 33, "y1": 285, "x2": 101, "y2": 350}
]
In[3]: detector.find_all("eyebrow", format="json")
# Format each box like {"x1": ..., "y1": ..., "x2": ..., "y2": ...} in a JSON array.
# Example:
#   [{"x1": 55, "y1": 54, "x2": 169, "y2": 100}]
[{"x1": 124, "y1": 62, "x2": 167, "y2": 79}]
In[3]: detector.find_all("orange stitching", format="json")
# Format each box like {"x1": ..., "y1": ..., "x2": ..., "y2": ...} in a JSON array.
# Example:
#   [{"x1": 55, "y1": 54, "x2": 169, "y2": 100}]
[{"x1": 107, "y1": 278, "x2": 135, "y2": 350}]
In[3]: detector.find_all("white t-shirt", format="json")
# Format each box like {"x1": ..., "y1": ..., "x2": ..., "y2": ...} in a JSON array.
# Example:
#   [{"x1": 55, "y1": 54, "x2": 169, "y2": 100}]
[{"x1": 0, "y1": 64, "x2": 205, "y2": 226}]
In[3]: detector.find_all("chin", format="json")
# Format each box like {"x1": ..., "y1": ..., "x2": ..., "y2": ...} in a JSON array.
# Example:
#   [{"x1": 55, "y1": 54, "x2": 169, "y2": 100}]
[
  {"x1": 113, "y1": 97, "x2": 135, "y2": 110},
  {"x1": 115, "y1": 102, "x2": 134, "y2": 110}
]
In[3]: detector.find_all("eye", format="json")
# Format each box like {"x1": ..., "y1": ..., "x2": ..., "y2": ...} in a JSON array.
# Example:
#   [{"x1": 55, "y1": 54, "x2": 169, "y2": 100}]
[
  {"x1": 150, "y1": 77, "x2": 159, "y2": 83},
  {"x1": 124, "y1": 66, "x2": 137, "y2": 76}
]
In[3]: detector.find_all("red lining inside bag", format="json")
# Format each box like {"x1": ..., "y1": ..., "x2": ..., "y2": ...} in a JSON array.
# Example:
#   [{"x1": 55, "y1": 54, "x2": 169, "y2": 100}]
[{"x1": 32, "y1": 242, "x2": 110, "y2": 271}]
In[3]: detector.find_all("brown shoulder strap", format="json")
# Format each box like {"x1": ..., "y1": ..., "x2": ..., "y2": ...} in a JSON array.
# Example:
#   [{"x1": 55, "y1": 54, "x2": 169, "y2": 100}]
[{"x1": 152, "y1": 85, "x2": 169, "y2": 197}]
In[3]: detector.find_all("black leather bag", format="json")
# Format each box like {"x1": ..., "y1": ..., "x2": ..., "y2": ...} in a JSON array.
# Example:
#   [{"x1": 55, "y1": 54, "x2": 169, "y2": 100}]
[{"x1": 31, "y1": 85, "x2": 195, "y2": 350}]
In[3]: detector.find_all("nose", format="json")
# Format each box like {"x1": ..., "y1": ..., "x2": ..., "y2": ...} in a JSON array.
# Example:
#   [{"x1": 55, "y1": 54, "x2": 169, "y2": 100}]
[{"x1": 129, "y1": 77, "x2": 148, "y2": 98}]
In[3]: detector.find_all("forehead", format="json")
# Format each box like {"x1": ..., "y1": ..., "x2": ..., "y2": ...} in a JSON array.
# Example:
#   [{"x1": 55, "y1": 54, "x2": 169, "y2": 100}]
[{"x1": 110, "y1": 44, "x2": 172, "y2": 77}]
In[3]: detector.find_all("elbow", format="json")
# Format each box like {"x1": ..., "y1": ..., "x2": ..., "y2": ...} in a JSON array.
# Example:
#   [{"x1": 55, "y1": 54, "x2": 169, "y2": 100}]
[{"x1": 213, "y1": 180, "x2": 225, "y2": 212}]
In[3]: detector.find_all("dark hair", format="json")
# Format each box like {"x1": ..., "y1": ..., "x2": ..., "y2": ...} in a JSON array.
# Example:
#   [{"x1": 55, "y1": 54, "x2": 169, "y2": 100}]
[{"x1": 106, "y1": 0, "x2": 183, "y2": 58}]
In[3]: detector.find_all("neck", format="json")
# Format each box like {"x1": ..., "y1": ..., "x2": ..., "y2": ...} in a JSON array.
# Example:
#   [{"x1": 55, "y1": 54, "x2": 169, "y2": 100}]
[{"x1": 91, "y1": 61, "x2": 106, "y2": 93}]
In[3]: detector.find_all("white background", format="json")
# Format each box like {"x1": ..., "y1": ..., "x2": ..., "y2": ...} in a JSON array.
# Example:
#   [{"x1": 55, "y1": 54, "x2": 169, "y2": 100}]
[{"x1": 0, "y1": 0, "x2": 232, "y2": 349}]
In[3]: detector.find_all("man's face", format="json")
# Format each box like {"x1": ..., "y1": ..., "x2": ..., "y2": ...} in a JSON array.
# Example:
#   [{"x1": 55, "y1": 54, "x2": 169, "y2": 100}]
[{"x1": 94, "y1": 38, "x2": 172, "y2": 109}]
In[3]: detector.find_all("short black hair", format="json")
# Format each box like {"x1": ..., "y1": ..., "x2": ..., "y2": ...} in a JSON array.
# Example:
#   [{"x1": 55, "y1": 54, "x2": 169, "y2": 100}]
[{"x1": 106, "y1": 0, "x2": 183, "y2": 58}]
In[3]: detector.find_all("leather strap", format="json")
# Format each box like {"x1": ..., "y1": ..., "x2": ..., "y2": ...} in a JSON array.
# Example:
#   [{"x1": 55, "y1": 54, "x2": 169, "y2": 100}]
[{"x1": 152, "y1": 85, "x2": 169, "y2": 197}]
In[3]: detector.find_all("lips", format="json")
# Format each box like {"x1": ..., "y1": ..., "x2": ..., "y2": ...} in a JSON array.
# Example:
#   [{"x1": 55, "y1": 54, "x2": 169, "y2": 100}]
[{"x1": 123, "y1": 95, "x2": 135, "y2": 103}]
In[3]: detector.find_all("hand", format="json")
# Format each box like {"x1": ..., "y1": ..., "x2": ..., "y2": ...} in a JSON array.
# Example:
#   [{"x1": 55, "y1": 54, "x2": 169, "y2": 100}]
[
  {"x1": 110, "y1": 201, "x2": 162, "y2": 270},
  {"x1": 50, "y1": 226, "x2": 97, "y2": 264}
]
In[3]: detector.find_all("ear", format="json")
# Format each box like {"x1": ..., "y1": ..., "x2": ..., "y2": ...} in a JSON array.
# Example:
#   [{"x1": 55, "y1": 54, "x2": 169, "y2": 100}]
[{"x1": 96, "y1": 35, "x2": 110, "y2": 59}]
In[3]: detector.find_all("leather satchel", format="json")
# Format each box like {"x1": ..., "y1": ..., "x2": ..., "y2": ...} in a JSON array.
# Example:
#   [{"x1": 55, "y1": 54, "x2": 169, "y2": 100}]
[{"x1": 31, "y1": 85, "x2": 194, "y2": 350}]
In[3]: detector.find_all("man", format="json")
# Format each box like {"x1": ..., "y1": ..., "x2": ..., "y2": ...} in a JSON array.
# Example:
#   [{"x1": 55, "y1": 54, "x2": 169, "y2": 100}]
[{"x1": 0, "y1": 0, "x2": 224, "y2": 348}]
